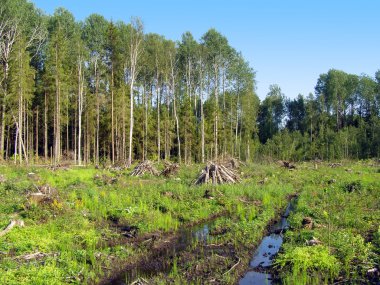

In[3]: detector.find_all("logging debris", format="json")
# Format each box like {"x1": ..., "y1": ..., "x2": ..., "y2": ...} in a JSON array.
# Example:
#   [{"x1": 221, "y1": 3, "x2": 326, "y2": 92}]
[
  {"x1": 130, "y1": 160, "x2": 159, "y2": 176},
  {"x1": 328, "y1": 163, "x2": 342, "y2": 168},
  {"x1": 47, "y1": 163, "x2": 70, "y2": 171},
  {"x1": 160, "y1": 161, "x2": 179, "y2": 177},
  {"x1": 306, "y1": 237, "x2": 322, "y2": 246},
  {"x1": 279, "y1": 160, "x2": 296, "y2": 169},
  {"x1": 93, "y1": 174, "x2": 117, "y2": 185},
  {"x1": 27, "y1": 184, "x2": 59, "y2": 205},
  {"x1": 15, "y1": 251, "x2": 58, "y2": 261},
  {"x1": 220, "y1": 157, "x2": 242, "y2": 169},
  {"x1": 302, "y1": 217, "x2": 313, "y2": 229},
  {"x1": 0, "y1": 220, "x2": 25, "y2": 237},
  {"x1": 194, "y1": 162, "x2": 241, "y2": 185}
]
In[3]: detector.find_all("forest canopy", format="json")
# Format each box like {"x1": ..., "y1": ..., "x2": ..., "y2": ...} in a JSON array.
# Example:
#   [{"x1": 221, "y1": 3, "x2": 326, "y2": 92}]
[{"x1": 1, "y1": 0, "x2": 379, "y2": 165}]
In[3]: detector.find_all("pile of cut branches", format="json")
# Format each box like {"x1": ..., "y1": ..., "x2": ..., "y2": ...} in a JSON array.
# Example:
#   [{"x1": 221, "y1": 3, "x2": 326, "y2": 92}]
[
  {"x1": 130, "y1": 160, "x2": 159, "y2": 176},
  {"x1": 220, "y1": 157, "x2": 242, "y2": 169},
  {"x1": 160, "y1": 161, "x2": 179, "y2": 177},
  {"x1": 194, "y1": 162, "x2": 240, "y2": 185}
]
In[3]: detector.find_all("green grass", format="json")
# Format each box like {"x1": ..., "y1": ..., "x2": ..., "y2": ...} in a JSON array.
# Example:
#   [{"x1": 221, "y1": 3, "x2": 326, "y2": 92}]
[
  {"x1": 0, "y1": 161, "x2": 378, "y2": 284},
  {"x1": 276, "y1": 161, "x2": 380, "y2": 284}
]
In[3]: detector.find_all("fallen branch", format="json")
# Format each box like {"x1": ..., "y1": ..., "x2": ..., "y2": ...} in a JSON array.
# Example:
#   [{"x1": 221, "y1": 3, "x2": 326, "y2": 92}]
[
  {"x1": 223, "y1": 257, "x2": 240, "y2": 275},
  {"x1": 0, "y1": 220, "x2": 24, "y2": 237},
  {"x1": 15, "y1": 251, "x2": 57, "y2": 261}
]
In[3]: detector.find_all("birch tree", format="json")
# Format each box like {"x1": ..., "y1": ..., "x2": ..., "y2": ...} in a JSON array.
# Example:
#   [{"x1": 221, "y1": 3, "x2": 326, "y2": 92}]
[{"x1": 127, "y1": 17, "x2": 143, "y2": 166}]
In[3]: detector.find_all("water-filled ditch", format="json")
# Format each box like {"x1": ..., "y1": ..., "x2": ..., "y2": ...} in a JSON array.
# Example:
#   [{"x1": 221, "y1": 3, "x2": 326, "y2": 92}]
[
  {"x1": 111, "y1": 199, "x2": 296, "y2": 284},
  {"x1": 239, "y1": 200, "x2": 296, "y2": 285}
]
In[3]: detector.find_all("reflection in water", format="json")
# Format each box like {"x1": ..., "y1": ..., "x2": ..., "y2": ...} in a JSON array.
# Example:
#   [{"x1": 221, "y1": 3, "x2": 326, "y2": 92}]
[
  {"x1": 239, "y1": 201, "x2": 295, "y2": 285},
  {"x1": 239, "y1": 271, "x2": 272, "y2": 285}
]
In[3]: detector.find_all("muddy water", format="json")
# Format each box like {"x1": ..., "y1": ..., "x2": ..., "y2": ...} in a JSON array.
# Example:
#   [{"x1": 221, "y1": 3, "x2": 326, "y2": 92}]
[
  {"x1": 112, "y1": 221, "x2": 216, "y2": 284},
  {"x1": 111, "y1": 201, "x2": 295, "y2": 285},
  {"x1": 239, "y1": 201, "x2": 295, "y2": 285}
]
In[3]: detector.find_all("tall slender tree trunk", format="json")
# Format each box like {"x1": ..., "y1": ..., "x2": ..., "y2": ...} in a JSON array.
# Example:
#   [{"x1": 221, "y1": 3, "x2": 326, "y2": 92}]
[
  {"x1": 127, "y1": 18, "x2": 143, "y2": 166},
  {"x1": 141, "y1": 85, "x2": 145, "y2": 160},
  {"x1": 54, "y1": 44, "x2": 61, "y2": 165},
  {"x1": 222, "y1": 68, "x2": 226, "y2": 157},
  {"x1": 14, "y1": 125, "x2": 18, "y2": 164},
  {"x1": 200, "y1": 66, "x2": 205, "y2": 163},
  {"x1": 0, "y1": 61, "x2": 9, "y2": 161},
  {"x1": 17, "y1": 47, "x2": 23, "y2": 164},
  {"x1": 122, "y1": 80, "x2": 126, "y2": 163},
  {"x1": 77, "y1": 56, "x2": 84, "y2": 165},
  {"x1": 44, "y1": 91, "x2": 48, "y2": 161},
  {"x1": 111, "y1": 65, "x2": 115, "y2": 165},
  {"x1": 94, "y1": 61, "x2": 100, "y2": 165},
  {"x1": 66, "y1": 93, "x2": 69, "y2": 160},
  {"x1": 35, "y1": 107, "x2": 39, "y2": 161},
  {"x1": 128, "y1": 73, "x2": 135, "y2": 166},
  {"x1": 144, "y1": 85, "x2": 148, "y2": 160},
  {"x1": 0, "y1": 99, "x2": 5, "y2": 161},
  {"x1": 235, "y1": 93, "x2": 240, "y2": 156},
  {"x1": 214, "y1": 64, "x2": 219, "y2": 160},
  {"x1": 18, "y1": 93, "x2": 23, "y2": 164},
  {"x1": 74, "y1": 105, "x2": 77, "y2": 164},
  {"x1": 172, "y1": 77, "x2": 180, "y2": 163},
  {"x1": 165, "y1": 86, "x2": 170, "y2": 161},
  {"x1": 157, "y1": 83, "x2": 161, "y2": 162}
]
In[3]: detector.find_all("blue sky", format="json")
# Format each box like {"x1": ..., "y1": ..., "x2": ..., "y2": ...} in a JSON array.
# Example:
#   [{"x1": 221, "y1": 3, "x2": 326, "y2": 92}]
[{"x1": 30, "y1": 0, "x2": 379, "y2": 99}]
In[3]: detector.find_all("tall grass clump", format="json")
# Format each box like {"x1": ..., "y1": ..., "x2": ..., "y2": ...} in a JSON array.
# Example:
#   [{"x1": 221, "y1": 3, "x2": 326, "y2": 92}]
[{"x1": 275, "y1": 245, "x2": 340, "y2": 285}]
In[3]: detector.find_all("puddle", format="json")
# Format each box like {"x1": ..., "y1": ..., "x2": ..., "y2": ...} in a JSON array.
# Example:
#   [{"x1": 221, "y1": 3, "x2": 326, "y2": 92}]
[
  {"x1": 248, "y1": 234, "x2": 283, "y2": 268},
  {"x1": 240, "y1": 271, "x2": 272, "y2": 285},
  {"x1": 109, "y1": 200, "x2": 296, "y2": 284},
  {"x1": 239, "y1": 200, "x2": 296, "y2": 285},
  {"x1": 110, "y1": 220, "x2": 216, "y2": 284}
]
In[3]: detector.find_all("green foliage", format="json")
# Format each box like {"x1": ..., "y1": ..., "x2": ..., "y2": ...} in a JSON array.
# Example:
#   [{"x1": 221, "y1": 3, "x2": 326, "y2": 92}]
[
  {"x1": 276, "y1": 245, "x2": 340, "y2": 284},
  {"x1": 279, "y1": 162, "x2": 380, "y2": 283}
]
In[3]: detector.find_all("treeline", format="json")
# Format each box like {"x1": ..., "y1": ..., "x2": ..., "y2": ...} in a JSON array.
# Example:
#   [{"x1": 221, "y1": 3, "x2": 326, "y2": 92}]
[
  {"x1": 0, "y1": 1, "x2": 379, "y2": 166},
  {"x1": 258, "y1": 69, "x2": 380, "y2": 161},
  {"x1": 0, "y1": 0, "x2": 258, "y2": 165}
]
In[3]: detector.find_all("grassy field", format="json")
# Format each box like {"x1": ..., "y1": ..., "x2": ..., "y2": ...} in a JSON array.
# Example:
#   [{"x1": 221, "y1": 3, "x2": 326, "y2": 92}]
[
  {"x1": 0, "y1": 161, "x2": 379, "y2": 284},
  {"x1": 275, "y1": 161, "x2": 380, "y2": 285}
]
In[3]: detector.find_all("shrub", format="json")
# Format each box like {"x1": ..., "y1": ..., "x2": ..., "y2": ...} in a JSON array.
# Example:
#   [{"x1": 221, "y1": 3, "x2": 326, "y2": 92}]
[{"x1": 275, "y1": 245, "x2": 340, "y2": 284}]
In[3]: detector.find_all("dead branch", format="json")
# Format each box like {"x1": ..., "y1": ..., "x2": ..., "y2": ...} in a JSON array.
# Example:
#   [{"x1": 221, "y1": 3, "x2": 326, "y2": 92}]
[
  {"x1": 0, "y1": 220, "x2": 24, "y2": 237},
  {"x1": 223, "y1": 257, "x2": 240, "y2": 275},
  {"x1": 130, "y1": 160, "x2": 159, "y2": 176}
]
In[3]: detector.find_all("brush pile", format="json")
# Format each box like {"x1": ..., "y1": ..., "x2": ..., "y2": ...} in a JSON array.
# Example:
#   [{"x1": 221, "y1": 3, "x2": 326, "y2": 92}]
[
  {"x1": 130, "y1": 160, "x2": 159, "y2": 176},
  {"x1": 194, "y1": 162, "x2": 240, "y2": 185},
  {"x1": 220, "y1": 157, "x2": 241, "y2": 169},
  {"x1": 160, "y1": 161, "x2": 179, "y2": 177}
]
